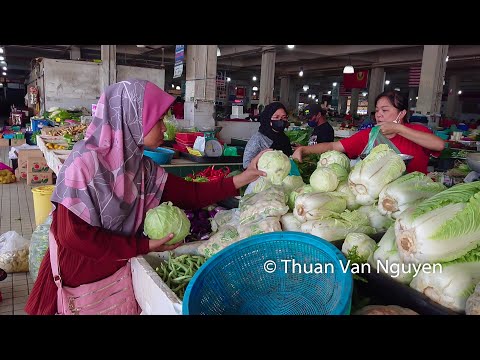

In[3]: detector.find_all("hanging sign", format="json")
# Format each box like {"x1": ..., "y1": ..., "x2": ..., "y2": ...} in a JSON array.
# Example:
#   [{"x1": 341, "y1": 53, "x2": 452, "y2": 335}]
[{"x1": 173, "y1": 45, "x2": 184, "y2": 79}]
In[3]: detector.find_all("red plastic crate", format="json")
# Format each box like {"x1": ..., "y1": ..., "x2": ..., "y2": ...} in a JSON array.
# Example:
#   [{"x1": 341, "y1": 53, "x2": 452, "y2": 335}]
[{"x1": 175, "y1": 132, "x2": 203, "y2": 144}]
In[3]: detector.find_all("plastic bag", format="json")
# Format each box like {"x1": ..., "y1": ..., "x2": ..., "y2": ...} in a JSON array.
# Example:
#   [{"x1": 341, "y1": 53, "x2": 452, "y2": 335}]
[
  {"x1": 237, "y1": 216, "x2": 282, "y2": 240},
  {"x1": 29, "y1": 215, "x2": 52, "y2": 281},
  {"x1": 360, "y1": 126, "x2": 401, "y2": 157},
  {"x1": 210, "y1": 209, "x2": 240, "y2": 232},
  {"x1": 0, "y1": 231, "x2": 30, "y2": 273},
  {"x1": 172, "y1": 225, "x2": 240, "y2": 258},
  {"x1": 163, "y1": 111, "x2": 179, "y2": 141},
  {"x1": 239, "y1": 186, "x2": 289, "y2": 225}
]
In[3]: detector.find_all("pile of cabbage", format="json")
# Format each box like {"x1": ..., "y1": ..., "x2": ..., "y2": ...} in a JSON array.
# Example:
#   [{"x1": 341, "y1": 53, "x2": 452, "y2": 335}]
[{"x1": 150, "y1": 147, "x2": 480, "y2": 313}]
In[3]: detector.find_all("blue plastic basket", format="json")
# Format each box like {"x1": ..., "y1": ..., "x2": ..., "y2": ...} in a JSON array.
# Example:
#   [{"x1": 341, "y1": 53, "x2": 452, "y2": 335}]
[
  {"x1": 182, "y1": 232, "x2": 353, "y2": 315},
  {"x1": 144, "y1": 147, "x2": 175, "y2": 165}
]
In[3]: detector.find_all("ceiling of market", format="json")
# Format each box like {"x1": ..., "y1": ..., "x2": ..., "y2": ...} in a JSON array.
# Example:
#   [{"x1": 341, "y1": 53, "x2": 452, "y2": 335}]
[{"x1": 3, "y1": 44, "x2": 480, "y2": 97}]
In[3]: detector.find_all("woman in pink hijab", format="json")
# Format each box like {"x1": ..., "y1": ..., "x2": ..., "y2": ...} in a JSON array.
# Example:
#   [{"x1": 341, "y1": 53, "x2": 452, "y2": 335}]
[{"x1": 25, "y1": 79, "x2": 266, "y2": 315}]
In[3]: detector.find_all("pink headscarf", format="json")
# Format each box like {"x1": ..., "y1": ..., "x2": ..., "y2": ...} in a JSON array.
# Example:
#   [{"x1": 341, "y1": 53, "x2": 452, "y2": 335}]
[{"x1": 51, "y1": 79, "x2": 175, "y2": 235}]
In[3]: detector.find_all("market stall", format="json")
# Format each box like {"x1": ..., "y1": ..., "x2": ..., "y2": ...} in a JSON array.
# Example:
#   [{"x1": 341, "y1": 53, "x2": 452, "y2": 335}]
[{"x1": 126, "y1": 146, "x2": 480, "y2": 315}]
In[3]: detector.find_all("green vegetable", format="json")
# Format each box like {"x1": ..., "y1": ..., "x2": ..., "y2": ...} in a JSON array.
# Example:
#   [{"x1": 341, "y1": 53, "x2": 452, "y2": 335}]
[
  {"x1": 318, "y1": 151, "x2": 351, "y2": 171},
  {"x1": 410, "y1": 246, "x2": 480, "y2": 312},
  {"x1": 349, "y1": 144, "x2": 406, "y2": 205},
  {"x1": 310, "y1": 167, "x2": 340, "y2": 192},
  {"x1": 257, "y1": 150, "x2": 291, "y2": 185},
  {"x1": 342, "y1": 233, "x2": 377, "y2": 265},
  {"x1": 287, "y1": 185, "x2": 314, "y2": 210},
  {"x1": 395, "y1": 181, "x2": 480, "y2": 264},
  {"x1": 155, "y1": 252, "x2": 206, "y2": 300},
  {"x1": 285, "y1": 128, "x2": 312, "y2": 146},
  {"x1": 144, "y1": 201, "x2": 191, "y2": 245},
  {"x1": 373, "y1": 225, "x2": 414, "y2": 284},
  {"x1": 378, "y1": 172, "x2": 446, "y2": 219},
  {"x1": 295, "y1": 154, "x2": 321, "y2": 184}
]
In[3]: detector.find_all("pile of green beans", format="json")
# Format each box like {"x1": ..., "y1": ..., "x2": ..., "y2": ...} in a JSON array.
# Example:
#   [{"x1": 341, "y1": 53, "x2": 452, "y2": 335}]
[{"x1": 155, "y1": 253, "x2": 207, "y2": 300}]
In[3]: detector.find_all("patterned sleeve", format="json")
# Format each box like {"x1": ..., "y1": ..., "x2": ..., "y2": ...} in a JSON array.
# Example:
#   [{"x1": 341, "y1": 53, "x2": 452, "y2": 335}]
[{"x1": 242, "y1": 133, "x2": 270, "y2": 169}]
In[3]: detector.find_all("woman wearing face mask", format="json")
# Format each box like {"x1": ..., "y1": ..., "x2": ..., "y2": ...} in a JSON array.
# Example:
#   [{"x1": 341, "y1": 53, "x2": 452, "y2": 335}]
[
  {"x1": 293, "y1": 91, "x2": 445, "y2": 174},
  {"x1": 243, "y1": 102, "x2": 292, "y2": 169},
  {"x1": 304, "y1": 104, "x2": 335, "y2": 146}
]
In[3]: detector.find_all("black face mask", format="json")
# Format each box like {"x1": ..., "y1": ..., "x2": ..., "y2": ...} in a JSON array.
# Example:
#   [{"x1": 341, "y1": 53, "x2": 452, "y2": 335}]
[{"x1": 271, "y1": 120, "x2": 288, "y2": 132}]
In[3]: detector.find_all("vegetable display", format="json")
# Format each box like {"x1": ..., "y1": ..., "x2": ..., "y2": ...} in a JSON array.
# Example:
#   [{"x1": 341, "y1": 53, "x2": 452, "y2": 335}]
[
  {"x1": 155, "y1": 253, "x2": 206, "y2": 300},
  {"x1": 348, "y1": 144, "x2": 406, "y2": 205},
  {"x1": 185, "y1": 166, "x2": 231, "y2": 182},
  {"x1": 341, "y1": 233, "x2": 377, "y2": 265},
  {"x1": 378, "y1": 172, "x2": 446, "y2": 219},
  {"x1": 318, "y1": 150, "x2": 351, "y2": 172},
  {"x1": 144, "y1": 202, "x2": 191, "y2": 245},
  {"x1": 409, "y1": 246, "x2": 480, "y2": 312},
  {"x1": 395, "y1": 181, "x2": 480, "y2": 264}
]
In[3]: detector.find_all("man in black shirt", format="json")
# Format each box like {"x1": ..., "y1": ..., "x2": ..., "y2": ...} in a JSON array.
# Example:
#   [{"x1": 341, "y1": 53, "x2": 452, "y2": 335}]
[{"x1": 304, "y1": 104, "x2": 335, "y2": 145}]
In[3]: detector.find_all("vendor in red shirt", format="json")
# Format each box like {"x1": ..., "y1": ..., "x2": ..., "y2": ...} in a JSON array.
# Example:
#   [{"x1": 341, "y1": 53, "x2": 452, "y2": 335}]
[
  {"x1": 25, "y1": 79, "x2": 265, "y2": 315},
  {"x1": 293, "y1": 90, "x2": 445, "y2": 174}
]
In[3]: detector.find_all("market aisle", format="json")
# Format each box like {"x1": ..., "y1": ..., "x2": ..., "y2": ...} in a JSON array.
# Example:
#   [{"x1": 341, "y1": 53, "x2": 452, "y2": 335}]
[{"x1": 0, "y1": 146, "x2": 37, "y2": 315}]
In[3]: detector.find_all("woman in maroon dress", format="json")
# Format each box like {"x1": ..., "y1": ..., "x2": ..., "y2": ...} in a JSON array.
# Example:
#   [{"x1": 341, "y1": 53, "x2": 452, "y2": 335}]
[{"x1": 25, "y1": 79, "x2": 265, "y2": 315}]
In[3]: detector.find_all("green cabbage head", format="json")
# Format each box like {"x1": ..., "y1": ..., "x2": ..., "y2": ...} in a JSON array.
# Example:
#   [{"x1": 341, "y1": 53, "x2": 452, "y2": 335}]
[
  {"x1": 258, "y1": 150, "x2": 291, "y2": 185},
  {"x1": 144, "y1": 201, "x2": 191, "y2": 245}
]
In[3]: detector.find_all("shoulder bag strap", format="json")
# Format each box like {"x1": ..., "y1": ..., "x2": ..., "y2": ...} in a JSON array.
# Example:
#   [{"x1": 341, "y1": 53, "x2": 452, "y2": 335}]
[{"x1": 48, "y1": 230, "x2": 63, "y2": 289}]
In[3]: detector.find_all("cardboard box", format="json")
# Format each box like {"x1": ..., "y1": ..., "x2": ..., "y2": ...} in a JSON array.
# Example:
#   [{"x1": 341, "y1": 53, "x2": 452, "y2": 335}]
[
  {"x1": 11, "y1": 139, "x2": 26, "y2": 146},
  {"x1": 0, "y1": 139, "x2": 9, "y2": 147},
  {"x1": 27, "y1": 172, "x2": 53, "y2": 185},
  {"x1": 15, "y1": 169, "x2": 27, "y2": 181},
  {"x1": 17, "y1": 149, "x2": 44, "y2": 169},
  {"x1": 27, "y1": 157, "x2": 51, "y2": 173}
]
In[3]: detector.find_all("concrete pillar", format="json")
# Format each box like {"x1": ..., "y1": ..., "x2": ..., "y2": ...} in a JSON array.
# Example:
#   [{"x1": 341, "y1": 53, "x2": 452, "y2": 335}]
[
  {"x1": 338, "y1": 96, "x2": 348, "y2": 114},
  {"x1": 331, "y1": 83, "x2": 339, "y2": 110},
  {"x1": 446, "y1": 75, "x2": 459, "y2": 118},
  {"x1": 416, "y1": 45, "x2": 449, "y2": 115},
  {"x1": 184, "y1": 45, "x2": 217, "y2": 131},
  {"x1": 279, "y1": 75, "x2": 291, "y2": 110},
  {"x1": 408, "y1": 88, "x2": 417, "y2": 112},
  {"x1": 100, "y1": 45, "x2": 116, "y2": 91},
  {"x1": 259, "y1": 48, "x2": 276, "y2": 107},
  {"x1": 350, "y1": 88, "x2": 360, "y2": 115},
  {"x1": 367, "y1": 67, "x2": 385, "y2": 114},
  {"x1": 288, "y1": 81, "x2": 298, "y2": 113},
  {"x1": 70, "y1": 46, "x2": 81, "y2": 60}
]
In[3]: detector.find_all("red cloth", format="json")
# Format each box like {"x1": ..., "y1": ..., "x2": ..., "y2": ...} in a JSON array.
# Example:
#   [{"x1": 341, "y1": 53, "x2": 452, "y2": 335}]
[
  {"x1": 172, "y1": 102, "x2": 184, "y2": 119},
  {"x1": 340, "y1": 124, "x2": 441, "y2": 174},
  {"x1": 25, "y1": 175, "x2": 238, "y2": 315}
]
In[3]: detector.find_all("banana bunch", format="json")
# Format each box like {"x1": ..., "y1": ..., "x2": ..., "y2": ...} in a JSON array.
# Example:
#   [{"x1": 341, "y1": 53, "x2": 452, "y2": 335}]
[
  {"x1": 46, "y1": 142, "x2": 67, "y2": 150},
  {"x1": 0, "y1": 169, "x2": 16, "y2": 184}
]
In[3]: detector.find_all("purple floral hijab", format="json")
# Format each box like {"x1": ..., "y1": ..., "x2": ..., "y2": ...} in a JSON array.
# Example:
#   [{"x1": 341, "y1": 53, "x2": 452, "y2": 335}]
[{"x1": 51, "y1": 79, "x2": 175, "y2": 235}]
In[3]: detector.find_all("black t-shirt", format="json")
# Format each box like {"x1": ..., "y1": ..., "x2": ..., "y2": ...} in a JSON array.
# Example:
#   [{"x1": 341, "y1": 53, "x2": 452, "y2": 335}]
[{"x1": 308, "y1": 122, "x2": 335, "y2": 145}]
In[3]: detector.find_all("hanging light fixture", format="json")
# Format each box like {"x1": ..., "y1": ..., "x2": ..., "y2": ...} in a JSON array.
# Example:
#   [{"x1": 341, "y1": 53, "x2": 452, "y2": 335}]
[
  {"x1": 343, "y1": 55, "x2": 354, "y2": 74},
  {"x1": 226, "y1": 77, "x2": 231, "y2": 82},
  {"x1": 287, "y1": 45, "x2": 295, "y2": 49},
  {"x1": 299, "y1": 67, "x2": 304, "y2": 77},
  {"x1": 252, "y1": 76, "x2": 257, "y2": 81},
  {"x1": 332, "y1": 82, "x2": 337, "y2": 87},
  {"x1": 303, "y1": 84, "x2": 309, "y2": 92},
  {"x1": 385, "y1": 80, "x2": 390, "y2": 85},
  {"x1": 252, "y1": 86, "x2": 258, "y2": 91}
]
